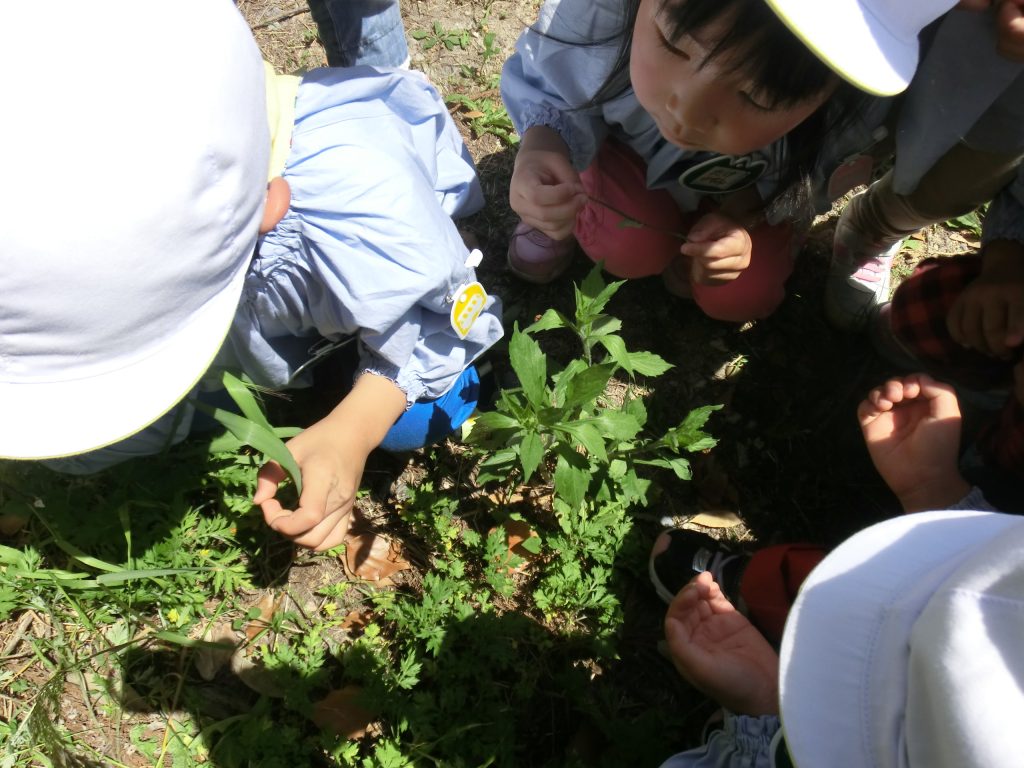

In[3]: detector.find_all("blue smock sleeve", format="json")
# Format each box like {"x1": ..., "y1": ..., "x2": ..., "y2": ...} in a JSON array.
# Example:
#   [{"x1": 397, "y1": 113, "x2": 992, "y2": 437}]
[
  {"x1": 500, "y1": 0, "x2": 626, "y2": 169},
  {"x1": 659, "y1": 713, "x2": 781, "y2": 768}
]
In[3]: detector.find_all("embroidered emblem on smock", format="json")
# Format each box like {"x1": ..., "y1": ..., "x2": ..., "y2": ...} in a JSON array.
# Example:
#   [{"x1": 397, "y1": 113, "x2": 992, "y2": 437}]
[{"x1": 679, "y1": 154, "x2": 767, "y2": 193}]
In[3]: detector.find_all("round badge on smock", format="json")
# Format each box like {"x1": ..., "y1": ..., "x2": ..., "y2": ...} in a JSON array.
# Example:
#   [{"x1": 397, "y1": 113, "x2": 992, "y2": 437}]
[{"x1": 678, "y1": 153, "x2": 768, "y2": 194}]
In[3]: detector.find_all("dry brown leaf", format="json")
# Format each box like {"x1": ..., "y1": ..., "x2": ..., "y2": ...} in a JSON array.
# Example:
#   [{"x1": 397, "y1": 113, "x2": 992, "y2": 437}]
[
  {"x1": 0, "y1": 502, "x2": 30, "y2": 536},
  {"x1": 686, "y1": 510, "x2": 743, "y2": 529},
  {"x1": 489, "y1": 519, "x2": 541, "y2": 574},
  {"x1": 310, "y1": 685, "x2": 375, "y2": 739},
  {"x1": 342, "y1": 531, "x2": 411, "y2": 582},
  {"x1": 193, "y1": 620, "x2": 238, "y2": 681},
  {"x1": 244, "y1": 592, "x2": 282, "y2": 642},
  {"x1": 341, "y1": 609, "x2": 371, "y2": 632},
  {"x1": 0, "y1": 512, "x2": 29, "y2": 537},
  {"x1": 461, "y1": 109, "x2": 485, "y2": 119}
]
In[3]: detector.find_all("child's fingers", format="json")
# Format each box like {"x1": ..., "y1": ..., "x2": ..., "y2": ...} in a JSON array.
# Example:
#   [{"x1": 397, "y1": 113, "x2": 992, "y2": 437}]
[
  {"x1": 913, "y1": 374, "x2": 962, "y2": 420},
  {"x1": 265, "y1": 471, "x2": 333, "y2": 538},
  {"x1": 979, "y1": 302, "x2": 1011, "y2": 357},
  {"x1": 525, "y1": 178, "x2": 583, "y2": 205},
  {"x1": 1005, "y1": 299, "x2": 1024, "y2": 349},
  {"x1": 291, "y1": 509, "x2": 352, "y2": 552},
  {"x1": 254, "y1": 461, "x2": 287, "y2": 505},
  {"x1": 996, "y1": 0, "x2": 1024, "y2": 61}
]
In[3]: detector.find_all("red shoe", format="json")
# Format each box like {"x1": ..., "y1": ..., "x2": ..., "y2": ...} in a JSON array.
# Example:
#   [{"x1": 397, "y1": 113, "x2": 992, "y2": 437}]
[{"x1": 506, "y1": 222, "x2": 575, "y2": 283}]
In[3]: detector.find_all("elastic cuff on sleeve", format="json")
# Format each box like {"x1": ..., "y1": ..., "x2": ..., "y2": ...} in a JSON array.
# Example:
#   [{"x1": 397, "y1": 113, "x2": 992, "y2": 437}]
[
  {"x1": 519, "y1": 103, "x2": 581, "y2": 166},
  {"x1": 948, "y1": 486, "x2": 995, "y2": 512}
]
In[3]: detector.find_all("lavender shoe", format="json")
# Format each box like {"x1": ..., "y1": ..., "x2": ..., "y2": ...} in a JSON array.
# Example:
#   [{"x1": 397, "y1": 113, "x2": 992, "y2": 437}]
[{"x1": 507, "y1": 222, "x2": 575, "y2": 284}]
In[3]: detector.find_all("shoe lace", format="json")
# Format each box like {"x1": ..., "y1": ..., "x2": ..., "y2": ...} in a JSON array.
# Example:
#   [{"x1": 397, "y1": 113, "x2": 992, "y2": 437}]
[{"x1": 692, "y1": 546, "x2": 740, "y2": 586}]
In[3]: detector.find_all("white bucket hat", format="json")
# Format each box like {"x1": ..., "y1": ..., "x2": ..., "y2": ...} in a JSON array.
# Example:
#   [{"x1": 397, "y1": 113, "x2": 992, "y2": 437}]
[
  {"x1": 0, "y1": 0, "x2": 269, "y2": 459},
  {"x1": 764, "y1": 0, "x2": 960, "y2": 95},
  {"x1": 780, "y1": 510, "x2": 1024, "y2": 768}
]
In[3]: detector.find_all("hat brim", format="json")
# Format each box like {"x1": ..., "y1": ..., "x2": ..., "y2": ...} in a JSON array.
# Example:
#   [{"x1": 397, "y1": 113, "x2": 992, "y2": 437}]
[
  {"x1": 763, "y1": 0, "x2": 919, "y2": 96},
  {"x1": 0, "y1": 265, "x2": 247, "y2": 460},
  {"x1": 778, "y1": 510, "x2": 1024, "y2": 765}
]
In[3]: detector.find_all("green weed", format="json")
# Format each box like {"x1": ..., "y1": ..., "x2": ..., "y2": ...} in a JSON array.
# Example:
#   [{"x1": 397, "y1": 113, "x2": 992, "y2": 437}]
[{"x1": 410, "y1": 21, "x2": 470, "y2": 51}]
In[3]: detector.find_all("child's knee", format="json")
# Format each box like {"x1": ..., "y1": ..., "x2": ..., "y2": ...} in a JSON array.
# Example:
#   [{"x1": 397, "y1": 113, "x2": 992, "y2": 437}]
[
  {"x1": 575, "y1": 140, "x2": 687, "y2": 278},
  {"x1": 692, "y1": 222, "x2": 796, "y2": 322},
  {"x1": 378, "y1": 365, "x2": 480, "y2": 452},
  {"x1": 692, "y1": 280, "x2": 787, "y2": 323}
]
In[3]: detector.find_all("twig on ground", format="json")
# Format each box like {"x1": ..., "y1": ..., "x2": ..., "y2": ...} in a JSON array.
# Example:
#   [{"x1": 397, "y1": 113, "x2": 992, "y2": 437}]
[
  {"x1": 1, "y1": 610, "x2": 36, "y2": 658},
  {"x1": 251, "y1": 6, "x2": 310, "y2": 29}
]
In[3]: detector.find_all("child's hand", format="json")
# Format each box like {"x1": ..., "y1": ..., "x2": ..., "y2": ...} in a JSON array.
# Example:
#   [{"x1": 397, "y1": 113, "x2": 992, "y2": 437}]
[
  {"x1": 664, "y1": 571, "x2": 780, "y2": 716},
  {"x1": 947, "y1": 240, "x2": 1024, "y2": 358},
  {"x1": 957, "y1": 0, "x2": 1024, "y2": 60},
  {"x1": 996, "y1": 0, "x2": 1024, "y2": 60},
  {"x1": 253, "y1": 374, "x2": 407, "y2": 552},
  {"x1": 509, "y1": 126, "x2": 587, "y2": 241},
  {"x1": 857, "y1": 374, "x2": 971, "y2": 512},
  {"x1": 255, "y1": 421, "x2": 370, "y2": 551},
  {"x1": 680, "y1": 212, "x2": 752, "y2": 285}
]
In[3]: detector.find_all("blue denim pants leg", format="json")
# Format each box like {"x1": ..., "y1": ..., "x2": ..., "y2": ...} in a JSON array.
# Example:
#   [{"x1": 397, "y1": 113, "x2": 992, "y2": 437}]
[
  {"x1": 307, "y1": 0, "x2": 408, "y2": 68},
  {"x1": 378, "y1": 365, "x2": 480, "y2": 452}
]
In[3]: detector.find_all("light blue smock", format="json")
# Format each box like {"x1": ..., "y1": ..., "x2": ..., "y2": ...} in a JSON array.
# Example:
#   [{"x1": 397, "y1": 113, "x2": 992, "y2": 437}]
[{"x1": 218, "y1": 65, "x2": 503, "y2": 407}]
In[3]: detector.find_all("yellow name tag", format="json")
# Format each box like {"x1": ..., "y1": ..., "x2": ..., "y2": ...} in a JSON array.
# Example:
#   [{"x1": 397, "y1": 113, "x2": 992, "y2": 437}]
[{"x1": 450, "y1": 281, "x2": 487, "y2": 339}]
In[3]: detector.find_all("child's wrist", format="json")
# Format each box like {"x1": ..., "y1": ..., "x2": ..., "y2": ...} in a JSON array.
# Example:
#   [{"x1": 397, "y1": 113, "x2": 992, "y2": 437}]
[
  {"x1": 520, "y1": 125, "x2": 571, "y2": 157},
  {"x1": 897, "y1": 475, "x2": 972, "y2": 513}
]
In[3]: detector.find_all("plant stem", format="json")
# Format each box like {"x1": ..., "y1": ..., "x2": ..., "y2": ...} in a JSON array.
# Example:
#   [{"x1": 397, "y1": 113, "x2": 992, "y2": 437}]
[{"x1": 587, "y1": 196, "x2": 689, "y2": 242}]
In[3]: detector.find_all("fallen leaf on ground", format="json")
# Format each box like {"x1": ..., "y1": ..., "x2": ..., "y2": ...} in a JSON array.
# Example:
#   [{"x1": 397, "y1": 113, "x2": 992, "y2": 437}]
[
  {"x1": 244, "y1": 592, "x2": 282, "y2": 641},
  {"x1": 341, "y1": 609, "x2": 372, "y2": 632},
  {"x1": 310, "y1": 685, "x2": 375, "y2": 739},
  {"x1": 342, "y1": 531, "x2": 410, "y2": 583},
  {"x1": 686, "y1": 510, "x2": 743, "y2": 529},
  {"x1": 489, "y1": 519, "x2": 542, "y2": 573},
  {"x1": 193, "y1": 620, "x2": 238, "y2": 681}
]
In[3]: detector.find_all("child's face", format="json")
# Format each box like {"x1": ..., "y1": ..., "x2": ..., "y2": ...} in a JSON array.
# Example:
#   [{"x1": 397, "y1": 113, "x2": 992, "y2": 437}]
[{"x1": 630, "y1": 0, "x2": 834, "y2": 156}]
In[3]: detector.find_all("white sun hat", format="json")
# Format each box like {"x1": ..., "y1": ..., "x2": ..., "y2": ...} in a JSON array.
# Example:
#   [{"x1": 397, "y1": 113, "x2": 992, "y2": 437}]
[
  {"x1": 779, "y1": 509, "x2": 1024, "y2": 768},
  {"x1": 0, "y1": 0, "x2": 269, "y2": 459},
  {"x1": 763, "y1": 0, "x2": 960, "y2": 95}
]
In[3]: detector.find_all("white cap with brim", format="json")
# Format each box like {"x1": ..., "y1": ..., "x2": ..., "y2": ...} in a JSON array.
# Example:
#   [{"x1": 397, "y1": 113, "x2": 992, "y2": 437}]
[
  {"x1": 780, "y1": 510, "x2": 1024, "y2": 768},
  {"x1": 0, "y1": 0, "x2": 269, "y2": 459},
  {"x1": 763, "y1": 0, "x2": 959, "y2": 95}
]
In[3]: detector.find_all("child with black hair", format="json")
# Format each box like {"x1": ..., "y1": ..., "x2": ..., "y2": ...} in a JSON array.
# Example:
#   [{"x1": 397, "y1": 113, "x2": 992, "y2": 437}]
[{"x1": 499, "y1": 0, "x2": 954, "y2": 322}]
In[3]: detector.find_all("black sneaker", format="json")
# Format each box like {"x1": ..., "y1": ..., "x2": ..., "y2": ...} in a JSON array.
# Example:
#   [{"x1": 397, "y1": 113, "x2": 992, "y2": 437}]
[{"x1": 648, "y1": 528, "x2": 748, "y2": 605}]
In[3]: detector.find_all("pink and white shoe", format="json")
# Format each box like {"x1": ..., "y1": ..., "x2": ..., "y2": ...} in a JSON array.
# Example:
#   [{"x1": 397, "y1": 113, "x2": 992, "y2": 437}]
[
  {"x1": 506, "y1": 222, "x2": 575, "y2": 284},
  {"x1": 824, "y1": 206, "x2": 903, "y2": 331}
]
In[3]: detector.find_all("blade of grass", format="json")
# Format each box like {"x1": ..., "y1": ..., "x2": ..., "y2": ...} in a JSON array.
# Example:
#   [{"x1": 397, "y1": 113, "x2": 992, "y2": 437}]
[
  {"x1": 192, "y1": 401, "x2": 303, "y2": 495},
  {"x1": 219, "y1": 370, "x2": 275, "y2": 432}
]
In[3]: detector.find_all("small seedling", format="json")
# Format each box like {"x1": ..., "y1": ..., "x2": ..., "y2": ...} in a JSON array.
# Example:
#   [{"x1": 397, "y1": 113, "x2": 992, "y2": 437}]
[{"x1": 410, "y1": 21, "x2": 470, "y2": 51}]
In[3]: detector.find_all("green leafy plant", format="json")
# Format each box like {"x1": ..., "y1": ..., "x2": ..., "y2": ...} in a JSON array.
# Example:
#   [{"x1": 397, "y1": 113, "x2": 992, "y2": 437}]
[
  {"x1": 446, "y1": 92, "x2": 519, "y2": 145},
  {"x1": 410, "y1": 21, "x2": 470, "y2": 51},
  {"x1": 468, "y1": 264, "x2": 719, "y2": 510}
]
